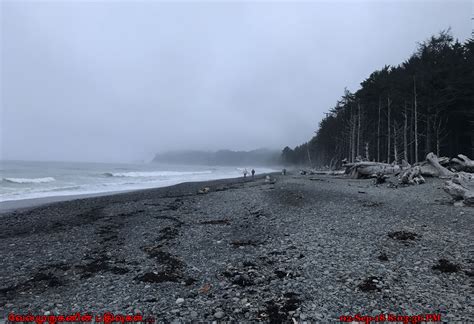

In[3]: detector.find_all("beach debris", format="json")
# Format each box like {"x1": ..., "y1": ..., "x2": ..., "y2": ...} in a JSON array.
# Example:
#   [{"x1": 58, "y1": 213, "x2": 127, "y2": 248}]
[
  {"x1": 199, "y1": 283, "x2": 211, "y2": 294},
  {"x1": 265, "y1": 175, "x2": 276, "y2": 184},
  {"x1": 197, "y1": 187, "x2": 210, "y2": 194},
  {"x1": 258, "y1": 293, "x2": 301, "y2": 322},
  {"x1": 374, "y1": 172, "x2": 388, "y2": 184},
  {"x1": 388, "y1": 231, "x2": 418, "y2": 241},
  {"x1": 344, "y1": 153, "x2": 473, "y2": 205},
  {"x1": 358, "y1": 276, "x2": 382, "y2": 292},
  {"x1": 400, "y1": 165, "x2": 425, "y2": 185},
  {"x1": 344, "y1": 161, "x2": 403, "y2": 178},
  {"x1": 432, "y1": 259, "x2": 460, "y2": 273},
  {"x1": 425, "y1": 152, "x2": 454, "y2": 178},
  {"x1": 343, "y1": 152, "x2": 455, "y2": 179},
  {"x1": 443, "y1": 172, "x2": 474, "y2": 206},
  {"x1": 231, "y1": 240, "x2": 259, "y2": 248},
  {"x1": 199, "y1": 219, "x2": 231, "y2": 225},
  {"x1": 361, "y1": 201, "x2": 382, "y2": 207},
  {"x1": 450, "y1": 154, "x2": 474, "y2": 172},
  {"x1": 413, "y1": 153, "x2": 474, "y2": 205}
]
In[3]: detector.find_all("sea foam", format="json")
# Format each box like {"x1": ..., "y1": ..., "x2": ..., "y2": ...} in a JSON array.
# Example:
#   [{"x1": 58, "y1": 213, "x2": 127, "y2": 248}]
[
  {"x1": 3, "y1": 177, "x2": 56, "y2": 184},
  {"x1": 103, "y1": 170, "x2": 212, "y2": 177}
]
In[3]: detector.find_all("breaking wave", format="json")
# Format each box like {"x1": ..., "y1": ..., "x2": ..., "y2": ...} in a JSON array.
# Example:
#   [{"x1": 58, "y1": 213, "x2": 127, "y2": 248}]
[
  {"x1": 103, "y1": 170, "x2": 213, "y2": 178},
  {"x1": 3, "y1": 177, "x2": 56, "y2": 184}
]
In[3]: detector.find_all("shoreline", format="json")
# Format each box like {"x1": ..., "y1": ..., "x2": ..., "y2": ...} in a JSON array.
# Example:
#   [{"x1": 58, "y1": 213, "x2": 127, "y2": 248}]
[
  {"x1": 0, "y1": 173, "x2": 471, "y2": 321},
  {"x1": 0, "y1": 173, "x2": 277, "y2": 214}
]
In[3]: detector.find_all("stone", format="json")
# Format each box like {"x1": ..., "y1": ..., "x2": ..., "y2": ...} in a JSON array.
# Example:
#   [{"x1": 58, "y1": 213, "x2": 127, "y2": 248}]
[
  {"x1": 176, "y1": 298, "x2": 185, "y2": 304},
  {"x1": 214, "y1": 311, "x2": 225, "y2": 319}
]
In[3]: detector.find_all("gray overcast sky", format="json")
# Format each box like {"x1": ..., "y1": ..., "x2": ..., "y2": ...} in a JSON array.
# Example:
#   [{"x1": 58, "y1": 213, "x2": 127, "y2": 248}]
[{"x1": 1, "y1": 0, "x2": 471, "y2": 163}]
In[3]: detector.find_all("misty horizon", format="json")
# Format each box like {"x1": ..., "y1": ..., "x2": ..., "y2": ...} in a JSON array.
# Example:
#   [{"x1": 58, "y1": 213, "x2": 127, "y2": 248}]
[{"x1": 1, "y1": 1, "x2": 471, "y2": 163}]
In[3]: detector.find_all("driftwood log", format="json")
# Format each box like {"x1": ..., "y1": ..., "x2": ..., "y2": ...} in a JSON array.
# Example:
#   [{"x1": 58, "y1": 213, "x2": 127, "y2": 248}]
[
  {"x1": 400, "y1": 166, "x2": 425, "y2": 185},
  {"x1": 425, "y1": 152, "x2": 454, "y2": 178},
  {"x1": 444, "y1": 172, "x2": 474, "y2": 206},
  {"x1": 344, "y1": 162, "x2": 402, "y2": 178},
  {"x1": 451, "y1": 154, "x2": 474, "y2": 172}
]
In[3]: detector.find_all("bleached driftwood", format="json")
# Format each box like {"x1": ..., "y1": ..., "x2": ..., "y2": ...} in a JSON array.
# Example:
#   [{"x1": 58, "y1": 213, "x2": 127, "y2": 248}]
[
  {"x1": 400, "y1": 166, "x2": 425, "y2": 185},
  {"x1": 418, "y1": 164, "x2": 440, "y2": 177},
  {"x1": 299, "y1": 168, "x2": 345, "y2": 176},
  {"x1": 311, "y1": 170, "x2": 345, "y2": 176},
  {"x1": 444, "y1": 172, "x2": 474, "y2": 206},
  {"x1": 437, "y1": 156, "x2": 450, "y2": 166},
  {"x1": 413, "y1": 153, "x2": 453, "y2": 177},
  {"x1": 344, "y1": 162, "x2": 403, "y2": 178},
  {"x1": 451, "y1": 154, "x2": 474, "y2": 172},
  {"x1": 425, "y1": 152, "x2": 454, "y2": 178}
]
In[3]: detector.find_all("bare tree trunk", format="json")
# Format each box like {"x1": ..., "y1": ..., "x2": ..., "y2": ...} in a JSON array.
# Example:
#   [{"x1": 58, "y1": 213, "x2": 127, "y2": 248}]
[
  {"x1": 413, "y1": 76, "x2": 419, "y2": 163},
  {"x1": 350, "y1": 109, "x2": 356, "y2": 163},
  {"x1": 434, "y1": 113, "x2": 449, "y2": 157},
  {"x1": 365, "y1": 142, "x2": 369, "y2": 161},
  {"x1": 404, "y1": 102, "x2": 408, "y2": 163},
  {"x1": 393, "y1": 121, "x2": 399, "y2": 163},
  {"x1": 436, "y1": 128, "x2": 440, "y2": 157},
  {"x1": 307, "y1": 146, "x2": 312, "y2": 166},
  {"x1": 426, "y1": 114, "x2": 431, "y2": 155},
  {"x1": 387, "y1": 96, "x2": 391, "y2": 163},
  {"x1": 377, "y1": 97, "x2": 381, "y2": 162},
  {"x1": 357, "y1": 102, "x2": 361, "y2": 158},
  {"x1": 348, "y1": 120, "x2": 352, "y2": 162}
]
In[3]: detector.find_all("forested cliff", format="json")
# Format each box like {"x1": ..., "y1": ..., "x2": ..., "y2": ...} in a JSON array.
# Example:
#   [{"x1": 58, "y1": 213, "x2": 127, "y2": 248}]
[{"x1": 282, "y1": 31, "x2": 473, "y2": 167}]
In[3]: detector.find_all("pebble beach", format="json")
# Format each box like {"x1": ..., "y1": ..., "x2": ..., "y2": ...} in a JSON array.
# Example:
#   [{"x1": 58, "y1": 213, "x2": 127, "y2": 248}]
[{"x1": 0, "y1": 172, "x2": 472, "y2": 322}]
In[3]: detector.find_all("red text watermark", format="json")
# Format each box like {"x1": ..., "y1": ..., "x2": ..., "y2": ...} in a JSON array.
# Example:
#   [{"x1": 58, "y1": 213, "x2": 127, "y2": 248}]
[
  {"x1": 339, "y1": 313, "x2": 441, "y2": 323},
  {"x1": 8, "y1": 312, "x2": 155, "y2": 324}
]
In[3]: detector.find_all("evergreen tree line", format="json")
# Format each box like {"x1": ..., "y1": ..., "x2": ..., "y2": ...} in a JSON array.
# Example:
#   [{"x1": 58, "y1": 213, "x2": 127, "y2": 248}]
[{"x1": 282, "y1": 31, "x2": 473, "y2": 167}]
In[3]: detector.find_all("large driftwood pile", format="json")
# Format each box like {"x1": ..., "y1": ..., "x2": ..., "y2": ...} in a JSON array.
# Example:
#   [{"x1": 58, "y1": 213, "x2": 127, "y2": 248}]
[{"x1": 342, "y1": 152, "x2": 474, "y2": 206}]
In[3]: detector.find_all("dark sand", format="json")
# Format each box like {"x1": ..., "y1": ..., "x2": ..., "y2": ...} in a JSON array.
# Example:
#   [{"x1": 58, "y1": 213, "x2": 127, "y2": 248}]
[{"x1": 0, "y1": 173, "x2": 472, "y2": 322}]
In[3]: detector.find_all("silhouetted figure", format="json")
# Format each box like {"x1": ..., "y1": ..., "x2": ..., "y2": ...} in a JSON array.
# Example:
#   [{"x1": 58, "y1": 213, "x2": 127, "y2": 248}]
[
  {"x1": 243, "y1": 169, "x2": 248, "y2": 178},
  {"x1": 282, "y1": 168, "x2": 287, "y2": 175},
  {"x1": 251, "y1": 169, "x2": 255, "y2": 178}
]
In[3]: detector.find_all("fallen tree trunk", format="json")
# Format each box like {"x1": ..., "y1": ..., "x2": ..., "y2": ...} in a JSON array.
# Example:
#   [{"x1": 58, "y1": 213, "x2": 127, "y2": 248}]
[
  {"x1": 451, "y1": 154, "x2": 474, "y2": 172},
  {"x1": 344, "y1": 162, "x2": 402, "y2": 178},
  {"x1": 418, "y1": 164, "x2": 440, "y2": 177},
  {"x1": 444, "y1": 172, "x2": 474, "y2": 206},
  {"x1": 425, "y1": 152, "x2": 454, "y2": 178}
]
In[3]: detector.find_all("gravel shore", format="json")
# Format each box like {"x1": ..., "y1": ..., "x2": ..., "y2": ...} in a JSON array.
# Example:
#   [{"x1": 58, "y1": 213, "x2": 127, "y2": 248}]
[{"x1": 0, "y1": 172, "x2": 472, "y2": 322}]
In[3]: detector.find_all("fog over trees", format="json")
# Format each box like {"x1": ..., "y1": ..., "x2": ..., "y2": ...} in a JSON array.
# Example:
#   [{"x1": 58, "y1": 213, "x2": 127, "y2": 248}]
[{"x1": 282, "y1": 31, "x2": 474, "y2": 167}]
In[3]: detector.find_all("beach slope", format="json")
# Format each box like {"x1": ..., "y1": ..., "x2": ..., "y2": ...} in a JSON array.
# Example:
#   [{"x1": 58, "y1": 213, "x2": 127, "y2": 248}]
[{"x1": 0, "y1": 174, "x2": 472, "y2": 321}]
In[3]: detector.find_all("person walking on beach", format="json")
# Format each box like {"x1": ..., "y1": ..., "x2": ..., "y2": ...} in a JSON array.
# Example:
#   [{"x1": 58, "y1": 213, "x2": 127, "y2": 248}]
[
  {"x1": 251, "y1": 169, "x2": 255, "y2": 178},
  {"x1": 243, "y1": 169, "x2": 248, "y2": 178}
]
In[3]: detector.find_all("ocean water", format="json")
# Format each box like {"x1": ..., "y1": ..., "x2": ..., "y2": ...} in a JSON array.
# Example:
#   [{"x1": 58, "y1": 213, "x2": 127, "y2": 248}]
[{"x1": 0, "y1": 160, "x2": 277, "y2": 203}]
